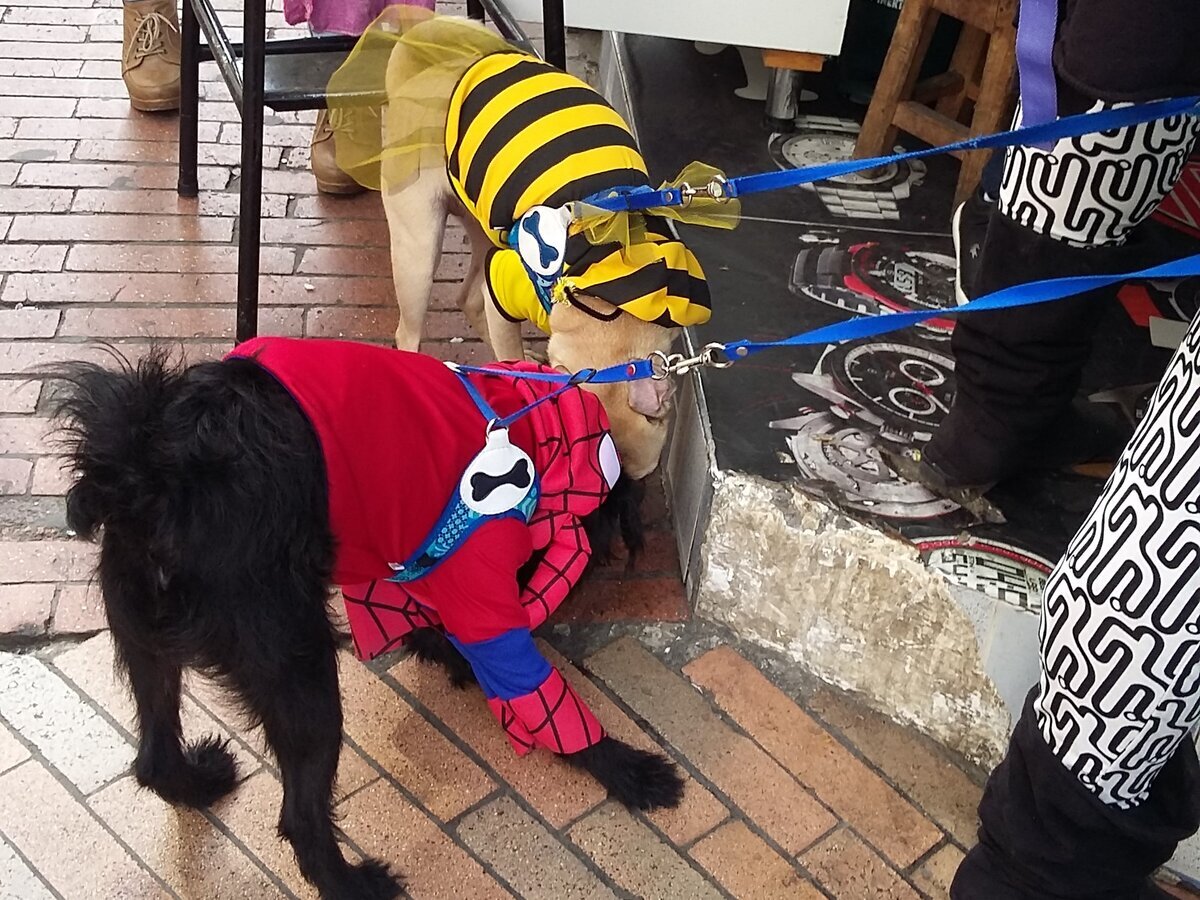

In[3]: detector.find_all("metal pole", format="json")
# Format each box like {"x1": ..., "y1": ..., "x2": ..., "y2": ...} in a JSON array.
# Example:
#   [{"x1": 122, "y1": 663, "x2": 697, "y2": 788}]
[
  {"x1": 176, "y1": 0, "x2": 201, "y2": 197},
  {"x1": 236, "y1": 0, "x2": 266, "y2": 343},
  {"x1": 541, "y1": 0, "x2": 565, "y2": 68}
]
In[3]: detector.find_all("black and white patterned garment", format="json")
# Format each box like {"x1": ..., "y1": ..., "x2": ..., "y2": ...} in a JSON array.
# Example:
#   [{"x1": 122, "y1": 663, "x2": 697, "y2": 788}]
[
  {"x1": 1037, "y1": 309, "x2": 1200, "y2": 809},
  {"x1": 998, "y1": 101, "x2": 1200, "y2": 247}
]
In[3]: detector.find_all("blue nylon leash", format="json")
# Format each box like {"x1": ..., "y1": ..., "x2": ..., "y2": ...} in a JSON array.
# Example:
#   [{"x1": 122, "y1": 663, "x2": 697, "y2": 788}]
[
  {"x1": 727, "y1": 252, "x2": 1200, "y2": 356},
  {"x1": 452, "y1": 94, "x2": 1200, "y2": 387},
  {"x1": 582, "y1": 95, "x2": 1200, "y2": 213},
  {"x1": 449, "y1": 363, "x2": 611, "y2": 419},
  {"x1": 453, "y1": 359, "x2": 654, "y2": 385},
  {"x1": 457, "y1": 253, "x2": 1200, "y2": 382}
]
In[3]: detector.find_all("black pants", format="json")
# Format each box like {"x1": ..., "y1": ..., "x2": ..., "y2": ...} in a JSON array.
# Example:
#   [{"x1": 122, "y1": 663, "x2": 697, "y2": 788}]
[{"x1": 925, "y1": 76, "x2": 1200, "y2": 485}]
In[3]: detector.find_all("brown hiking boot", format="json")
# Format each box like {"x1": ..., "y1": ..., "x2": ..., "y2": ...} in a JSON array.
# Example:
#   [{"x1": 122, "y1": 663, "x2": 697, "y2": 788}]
[
  {"x1": 311, "y1": 109, "x2": 366, "y2": 195},
  {"x1": 122, "y1": 0, "x2": 182, "y2": 112}
]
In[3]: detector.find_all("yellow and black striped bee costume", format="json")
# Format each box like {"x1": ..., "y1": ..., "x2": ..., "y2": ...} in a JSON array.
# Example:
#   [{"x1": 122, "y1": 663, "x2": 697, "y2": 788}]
[{"x1": 328, "y1": 9, "x2": 716, "y2": 330}]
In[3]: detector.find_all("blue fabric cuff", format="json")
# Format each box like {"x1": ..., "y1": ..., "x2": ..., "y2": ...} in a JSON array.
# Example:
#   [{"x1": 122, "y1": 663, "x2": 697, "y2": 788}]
[{"x1": 448, "y1": 629, "x2": 552, "y2": 700}]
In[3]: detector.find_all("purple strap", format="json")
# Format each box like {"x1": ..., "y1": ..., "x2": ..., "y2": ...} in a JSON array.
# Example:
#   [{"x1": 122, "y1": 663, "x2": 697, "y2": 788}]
[{"x1": 1015, "y1": 0, "x2": 1060, "y2": 148}]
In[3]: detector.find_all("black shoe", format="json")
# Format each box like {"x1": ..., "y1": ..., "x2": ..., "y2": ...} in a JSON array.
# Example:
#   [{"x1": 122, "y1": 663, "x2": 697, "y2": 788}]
[
  {"x1": 953, "y1": 188, "x2": 994, "y2": 304},
  {"x1": 881, "y1": 445, "x2": 1006, "y2": 524}
]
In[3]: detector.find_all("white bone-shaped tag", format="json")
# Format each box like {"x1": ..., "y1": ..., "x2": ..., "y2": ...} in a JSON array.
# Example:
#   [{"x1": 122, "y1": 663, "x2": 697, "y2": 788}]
[
  {"x1": 460, "y1": 427, "x2": 536, "y2": 516},
  {"x1": 515, "y1": 205, "x2": 570, "y2": 279}
]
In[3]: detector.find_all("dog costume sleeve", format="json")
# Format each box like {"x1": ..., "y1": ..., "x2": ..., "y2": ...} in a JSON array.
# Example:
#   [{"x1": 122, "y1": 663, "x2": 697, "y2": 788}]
[
  {"x1": 519, "y1": 511, "x2": 591, "y2": 629},
  {"x1": 413, "y1": 521, "x2": 605, "y2": 756}
]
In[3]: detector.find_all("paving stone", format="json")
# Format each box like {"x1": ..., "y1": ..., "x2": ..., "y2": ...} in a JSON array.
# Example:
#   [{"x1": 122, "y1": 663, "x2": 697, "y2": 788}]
[
  {"x1": 1161, "y1": 881, "x2": 1200, "y2": 899},
  {"x1": 0, "y1": 650, "x2": 129, "y2": 793},
  {"x1": 183, "y1": 666, "x2": 374, "y2": 801},
  {"x1": 52, "y1": 633, "x2": 262, "y2": 778},
  {"x1": 0, "y1": 380, "x2": 40, "y2": 413},
  {"x1": 59, "y1": 305, "x2": 302, "y2": 340},
  {"x1": 0, "y1": 457, "x2": 34, "y2": 496},
  {"x1": 458, "y1": 794, "x2": 618, "y2": 900},
  {"x1": 690, "y1": 820, "x2": 824, "y2": 900},
  {"x1": 560, "y1": 574, "x2": 690, "y2": 623},
  {"x1": 339, "y1": 778, "x2": 509, "y2": 900},
  {"x1": 685, "y1": 646, "x2": 942, "y2": 867},
  {"x1": 800, "y1": 827, "x2": 922, "y2": 900},
  {"x1": 568, "y1": 802, "x2": 723, "y2": 900},
  {"x1": 336, "y1": 744, "x2": 381, "y2": 801},
  {"x1": 0, "y1": 415, "x2": 53, "y2": 457},
  {"x1": 65, "y1": 242, "x2": 293, "y2": 275},
  {"x1": 808, "y1": 685, "x2": 984, "y2": 845},
  {"x1": 90, "y1": 775, "x2": 285, "y2": 899},
  {"x1": 587, "y1": 636, "x2": 837, "y2": 854},
  {"x1": 0, "y1": 539, "x2": 96, "y2": 582},
  {"x1": 913, "y1": 844, "x2": 965, "y2": 900},
  {"x1": 0, "y1": 834, "x2": 55, "y2": 900},
  {"x1": 51, "y1": 582, "x2": 106, "y2": 633},
  {"x1": 539, "y1": 642, "x2": 728, "y2": 845},
  {"x1": 0, "y1": 761, "x2": 168, "y2": 898},
  {"x1": 29, "y1": 455, "x2": 73, "y2": 496},
  {"x1": 0, "y1": 719, "x2": 28, "y2": 775},
  {"x1": 390, "y1": 655, "x2": 606, "y2": 830},
  {"x1": 210, "y1": 770, "x2": 320, "y2": 900},
  {"x1": 0, "y1": 582, "x2": 53, "y2": 635},
  {"x1": 339, "y1": 650, "x2": 495, "y2": 822}
]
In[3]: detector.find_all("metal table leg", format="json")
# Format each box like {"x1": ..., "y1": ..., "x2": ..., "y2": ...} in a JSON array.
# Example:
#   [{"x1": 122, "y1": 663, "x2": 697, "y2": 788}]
[
  {"x1": 177, "y1": 0, "x2": 201, "y2": 197},
  {"x1": 542, "y1": 0, "x2": 565, "y2": 69},
  {"x1": 236, "y1": 0, "x2": 266, "y2": 343},
  {"x1": 764, "y1": 67, "x2": 801, "y2": 132}
]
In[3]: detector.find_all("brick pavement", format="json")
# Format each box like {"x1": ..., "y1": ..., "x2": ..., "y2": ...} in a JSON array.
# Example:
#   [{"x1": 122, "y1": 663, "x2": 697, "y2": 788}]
[{"x1": 1, "y1": 1, "x2": 1198, "y2": 897}]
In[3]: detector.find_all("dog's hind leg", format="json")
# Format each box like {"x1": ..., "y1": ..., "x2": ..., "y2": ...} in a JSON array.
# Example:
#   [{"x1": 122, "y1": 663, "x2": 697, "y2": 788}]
[
  {"x1": 457, "y1": 220, "x2": 490, "y2": 344},
  {"x1": 118, "y1": 639, "x2": 240, "y2": 808},
  {"x1": 106, "y1": 560, "x2": 240, "y2": 809},
  {"x1": 252, "y1": 635, "x2": 401, "y2": 900},
  {"x1": 382, "y1": 166, "x2": 449, "y2": 353},
  {"x1": 482, "y1": 273, "x2": 527, "y2": 362}
]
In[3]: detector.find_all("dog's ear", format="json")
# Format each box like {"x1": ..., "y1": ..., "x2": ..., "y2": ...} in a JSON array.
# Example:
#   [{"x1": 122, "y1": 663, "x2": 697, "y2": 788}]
[
  {"x1": 41, "y1": 344, "x2": 183, "y2": 540},
  {"x1": 65, "y1": 480, "x2": 106, "y2": 540}
]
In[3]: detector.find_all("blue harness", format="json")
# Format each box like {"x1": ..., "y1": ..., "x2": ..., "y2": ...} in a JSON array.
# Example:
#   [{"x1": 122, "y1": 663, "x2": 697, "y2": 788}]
[{"x1": 387, "y1": 370, "x2": 540, "y2": 584}]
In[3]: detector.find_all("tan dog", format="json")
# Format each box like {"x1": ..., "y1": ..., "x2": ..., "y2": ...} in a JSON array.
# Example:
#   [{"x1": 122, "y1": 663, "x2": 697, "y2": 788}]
[{"x1": 331, "y1": 12, "x2": 713, "y2": 479}]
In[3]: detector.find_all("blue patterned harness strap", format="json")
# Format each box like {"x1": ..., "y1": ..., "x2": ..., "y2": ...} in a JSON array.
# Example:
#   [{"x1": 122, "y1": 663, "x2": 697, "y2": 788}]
[{"x1": 387, "y1": 369, "x2": 540, "y2": 584}]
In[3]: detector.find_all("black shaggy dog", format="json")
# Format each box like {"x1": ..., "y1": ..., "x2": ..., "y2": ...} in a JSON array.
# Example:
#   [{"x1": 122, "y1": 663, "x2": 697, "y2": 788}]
[{"x1": 47, "y1": 345, "x2": 682, "y2": 900}]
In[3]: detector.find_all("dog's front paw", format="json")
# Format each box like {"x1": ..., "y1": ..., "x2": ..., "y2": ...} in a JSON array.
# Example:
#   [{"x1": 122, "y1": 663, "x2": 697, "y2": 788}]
[
  {"x1": 566, "y1": 736, "x2": 685, "y2": 811},
  {"x1": 324, "y1": 858, "x2": 403, "y2": 900}
]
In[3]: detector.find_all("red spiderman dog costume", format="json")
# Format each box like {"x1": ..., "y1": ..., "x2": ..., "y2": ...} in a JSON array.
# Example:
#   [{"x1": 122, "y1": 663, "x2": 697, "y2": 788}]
[
  {"x1": 51, "y1": 334, "x2": 681, "y2": 900},
  {"x1": 230, "y1": 336, "x2": 614, "y2": 756}
]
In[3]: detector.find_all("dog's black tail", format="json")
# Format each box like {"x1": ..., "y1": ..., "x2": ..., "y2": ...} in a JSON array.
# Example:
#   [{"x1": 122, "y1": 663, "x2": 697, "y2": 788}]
[{"x1": 43, "y1": 345, "x2": 185, "y2": 539}]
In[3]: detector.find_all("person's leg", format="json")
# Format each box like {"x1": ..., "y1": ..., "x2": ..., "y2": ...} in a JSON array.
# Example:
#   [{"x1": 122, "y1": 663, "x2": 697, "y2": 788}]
[
  {"x1": 310, "y1": 0, "x2": 435, "y2": 194},
  {"x1": 921, "y1": 85, "x2": 1200, "y2": 491},
  {"x1": 952, "y1": 307, "x2": 1200, "y2": 898},
  {"x1": 122, "y1": 0, "x2": 182, "y2": 112}
]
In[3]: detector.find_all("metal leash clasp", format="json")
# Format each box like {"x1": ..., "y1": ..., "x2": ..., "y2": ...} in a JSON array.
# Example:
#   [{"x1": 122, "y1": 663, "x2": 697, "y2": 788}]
[
  {"x1": 649, "y1": 342, "x2": 733, "y2": 379},
  {"x1": 678, "y1": 176, "x2": 732, "y2": 207}
]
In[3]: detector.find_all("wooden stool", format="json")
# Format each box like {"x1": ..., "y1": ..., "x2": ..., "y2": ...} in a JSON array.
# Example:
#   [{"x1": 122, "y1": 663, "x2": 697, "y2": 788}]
[{"x1": 854, "y1": 0, "x2": 1016, "y2": 206}]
